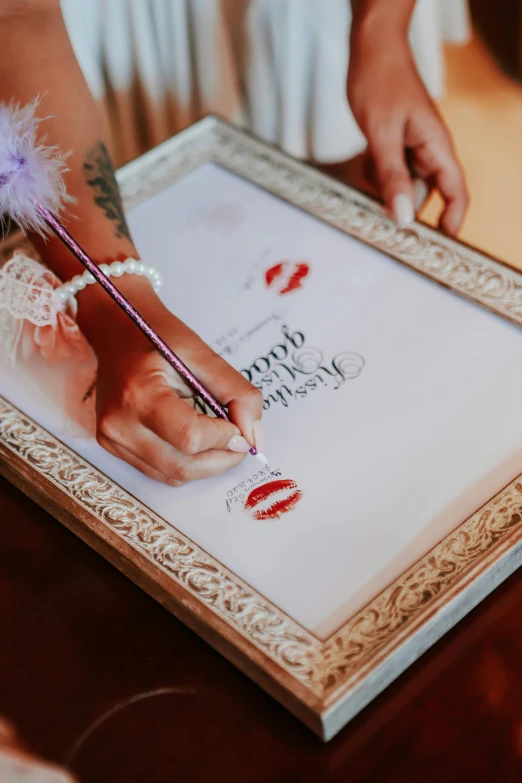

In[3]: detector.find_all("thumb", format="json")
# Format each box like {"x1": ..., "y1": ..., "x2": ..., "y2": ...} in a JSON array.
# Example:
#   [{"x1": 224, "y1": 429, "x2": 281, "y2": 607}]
[{"x1": 371, "y1": 134, "x2": 415, "y2": 225}]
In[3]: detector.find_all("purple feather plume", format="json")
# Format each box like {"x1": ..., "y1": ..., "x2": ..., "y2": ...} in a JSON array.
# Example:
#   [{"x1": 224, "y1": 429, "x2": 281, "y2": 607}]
[{"x1": 0, "y1": 100, "x2": 72, "y2": 235}]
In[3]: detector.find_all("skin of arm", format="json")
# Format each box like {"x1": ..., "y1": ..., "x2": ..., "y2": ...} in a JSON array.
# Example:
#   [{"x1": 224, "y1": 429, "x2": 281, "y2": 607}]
[
  {"x1": 0, "y1": 0, "x2": 263, "y2": 484},
  {"x1": 351, "y1": 0, "x2": 416, "y2": 34}
]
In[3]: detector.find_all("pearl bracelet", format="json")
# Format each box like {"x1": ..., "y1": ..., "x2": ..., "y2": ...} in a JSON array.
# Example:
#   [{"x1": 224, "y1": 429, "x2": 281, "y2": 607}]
[{"x1": 55, "y1": 258, "x2": 163, "y2": 309}]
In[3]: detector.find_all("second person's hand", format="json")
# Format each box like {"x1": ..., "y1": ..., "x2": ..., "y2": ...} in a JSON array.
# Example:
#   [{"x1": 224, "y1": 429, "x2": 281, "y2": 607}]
[{"x1": 348, "y1": 12, "x2": 469, "y2": 236}]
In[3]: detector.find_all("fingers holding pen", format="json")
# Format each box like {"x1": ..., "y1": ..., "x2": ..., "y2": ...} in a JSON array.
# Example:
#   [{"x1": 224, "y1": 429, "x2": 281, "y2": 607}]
[{"x1": 94, "y1": 318, "x2": 266, "y2": 484}]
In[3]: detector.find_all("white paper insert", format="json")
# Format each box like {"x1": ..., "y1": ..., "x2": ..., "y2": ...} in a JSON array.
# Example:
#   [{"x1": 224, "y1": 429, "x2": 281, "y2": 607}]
[{"x1": 3, "y1": 162, "x2": 522, "y2": 639}]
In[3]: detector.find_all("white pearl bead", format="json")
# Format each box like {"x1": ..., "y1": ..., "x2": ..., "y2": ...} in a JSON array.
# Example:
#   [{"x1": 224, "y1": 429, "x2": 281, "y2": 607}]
[
  {"x1": 64, "y1": 283, "x2": 76, "y2": 296},
  {"x1": 56, "y1": 288, "x2": 69, "y2": 303},
  {"x1": 111, "y1": 261, "x2": 124, "y2": 277},
  {"x1": 72, "y1": 275, "x2": 86, "y2": 291},
  {"x1": 99, "y1": 264, "x2": 110, "y2": 275},
  {"x1": 135, "y1": 262, "x2": 146, "y2": 276},
  {"x1": 85, "y1": 272, "x2": 95, "y2": 284},
  {"x1": 124, "y1": 258, "x2": 137, "y2": 272}
]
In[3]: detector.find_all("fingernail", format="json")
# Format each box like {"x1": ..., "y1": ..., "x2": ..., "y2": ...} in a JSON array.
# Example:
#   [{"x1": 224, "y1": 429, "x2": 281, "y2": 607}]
[
  {"x1": 392, "y1": 194, "x2": 414, "y2": 226},
  {"x1": 227, "y1": 435, "x2": 251, "y2": 453},
  {"x1": 413, "y1": 179, "x2": 429, "y2": 212},
  {"x1": 253, "y1": 420, "x2": 266, "y2": 453}
]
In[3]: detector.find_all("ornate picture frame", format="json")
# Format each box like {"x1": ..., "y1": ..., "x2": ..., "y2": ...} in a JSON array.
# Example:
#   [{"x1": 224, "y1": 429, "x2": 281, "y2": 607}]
[{"x1": 2, "y1": 117, "x2": 522, "y2": 741}]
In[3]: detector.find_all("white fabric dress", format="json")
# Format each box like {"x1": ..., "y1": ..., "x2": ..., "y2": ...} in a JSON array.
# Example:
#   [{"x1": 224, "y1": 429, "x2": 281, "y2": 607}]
[{"x1": 60, "y1": 0, "x2": 470, "y2": 166}]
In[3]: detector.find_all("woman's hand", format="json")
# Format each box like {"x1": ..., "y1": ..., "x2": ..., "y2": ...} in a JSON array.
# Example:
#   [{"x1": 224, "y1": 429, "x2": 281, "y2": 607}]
[
  {"x1": 348, "y1": 18, "x2": 468, "y2": 235},
  {"x1": 78, "y1": 276, "x2": 264, "y2": 486}
]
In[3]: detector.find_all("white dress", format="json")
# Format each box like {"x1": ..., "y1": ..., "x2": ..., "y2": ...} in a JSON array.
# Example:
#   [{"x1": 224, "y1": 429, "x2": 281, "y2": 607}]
[{"x1": 62, "y1": 0, "x2": 469, "y2": 166}]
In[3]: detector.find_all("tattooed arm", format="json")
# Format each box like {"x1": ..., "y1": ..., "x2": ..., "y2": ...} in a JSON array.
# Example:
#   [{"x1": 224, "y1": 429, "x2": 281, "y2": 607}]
[
  {"x1": 0, "y1": 2, "x2": 136, "y2": 296},
  {"x1": 0, "y1": 0, "x2": 264, "y2": 483}
]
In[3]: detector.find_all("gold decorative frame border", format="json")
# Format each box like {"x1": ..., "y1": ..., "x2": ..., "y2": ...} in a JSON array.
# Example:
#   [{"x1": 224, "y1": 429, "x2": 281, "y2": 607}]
[{"x1": 2, "y1": 118, "x2": 522, "y2": 741}]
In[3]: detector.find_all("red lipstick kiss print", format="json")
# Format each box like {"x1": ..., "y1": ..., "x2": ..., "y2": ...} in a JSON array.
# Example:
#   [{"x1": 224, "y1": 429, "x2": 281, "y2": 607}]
[
  {"x1": 264, "y1": 260, "x2": 310, "y2": 296},
  {"x1": 244, "y1": 479, "x2": 303, "y2": 521}
]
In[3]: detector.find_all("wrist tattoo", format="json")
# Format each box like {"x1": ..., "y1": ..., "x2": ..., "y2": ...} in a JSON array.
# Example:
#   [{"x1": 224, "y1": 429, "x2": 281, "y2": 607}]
[
  {"x1": 83, "y1": 141, "x2": 131, "y2": 242},
  {"x1": 82, "y1": 373, "x2": 97, "y2": 403}
]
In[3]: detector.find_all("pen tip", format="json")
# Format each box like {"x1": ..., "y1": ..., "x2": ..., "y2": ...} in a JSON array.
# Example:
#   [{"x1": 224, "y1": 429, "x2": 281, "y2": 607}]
[{"x1": 254, "y1": 452, "x2": 269, "y2": 467}]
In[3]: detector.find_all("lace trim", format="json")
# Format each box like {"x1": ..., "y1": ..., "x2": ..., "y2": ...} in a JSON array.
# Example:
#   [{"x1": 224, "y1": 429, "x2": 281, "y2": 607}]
[
  {"x1": 0, "y1": 251, "x2": 97, "y2": 436},
  {"x1": 0, "y1": 251, "x2": 60, "y2": 327}
]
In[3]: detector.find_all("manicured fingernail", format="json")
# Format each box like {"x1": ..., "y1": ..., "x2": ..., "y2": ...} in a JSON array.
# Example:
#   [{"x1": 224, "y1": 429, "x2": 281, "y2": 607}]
[
  {"x1": 393, "y1": 194, "x2": 414, "y2": 226},
  {"x1": 227, "y1": 435, "x2": 251, "y2": 453},
  {"x1": 253, "y1": 420, "x2": 266, "y2": 453},
  {"x1": 413, "y1": 179, "x2": 429, "y2": 211}
]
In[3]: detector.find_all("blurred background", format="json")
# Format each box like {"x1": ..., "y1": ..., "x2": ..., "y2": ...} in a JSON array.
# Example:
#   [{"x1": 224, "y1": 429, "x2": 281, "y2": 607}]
[{"x1": 60, "y1": 0, "x2": 522, "y2": 267}]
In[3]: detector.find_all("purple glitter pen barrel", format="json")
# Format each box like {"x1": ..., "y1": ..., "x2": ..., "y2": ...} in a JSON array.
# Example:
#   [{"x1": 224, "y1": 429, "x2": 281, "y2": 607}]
[{"x1": 35, "y1": 202, "x2": 259, "y2": 457}]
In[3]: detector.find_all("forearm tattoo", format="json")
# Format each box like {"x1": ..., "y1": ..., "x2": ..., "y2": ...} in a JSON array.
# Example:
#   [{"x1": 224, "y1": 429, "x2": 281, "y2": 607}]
[{"x1": 83, "y1": 141, "x2": 131, "y2": 241}]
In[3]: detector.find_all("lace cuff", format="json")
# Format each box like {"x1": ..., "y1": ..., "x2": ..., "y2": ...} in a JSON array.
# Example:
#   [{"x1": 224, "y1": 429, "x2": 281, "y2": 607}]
[{"x1": 0, "y1": 251, "x2": 97, "y2": 436}]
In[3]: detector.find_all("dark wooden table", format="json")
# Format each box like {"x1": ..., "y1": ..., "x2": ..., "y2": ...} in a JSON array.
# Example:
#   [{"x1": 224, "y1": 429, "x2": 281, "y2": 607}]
[{"x1": 3, "y1": 473, "x2": 522, "y2": 783}]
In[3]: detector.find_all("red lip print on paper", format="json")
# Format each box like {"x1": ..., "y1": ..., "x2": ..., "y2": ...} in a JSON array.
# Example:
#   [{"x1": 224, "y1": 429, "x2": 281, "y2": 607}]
[
  {"x1": 264, "y1": 260, "x2": 310, "y2": 296},
  {"x1": 244, "y1": 479, "x2": 303, "y2": 521}
]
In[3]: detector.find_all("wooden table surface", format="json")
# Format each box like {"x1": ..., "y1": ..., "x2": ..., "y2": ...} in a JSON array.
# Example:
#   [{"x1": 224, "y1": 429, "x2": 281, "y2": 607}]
[{"x1": 3, "y1": 474, "x2": 522, "y2": 783}]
